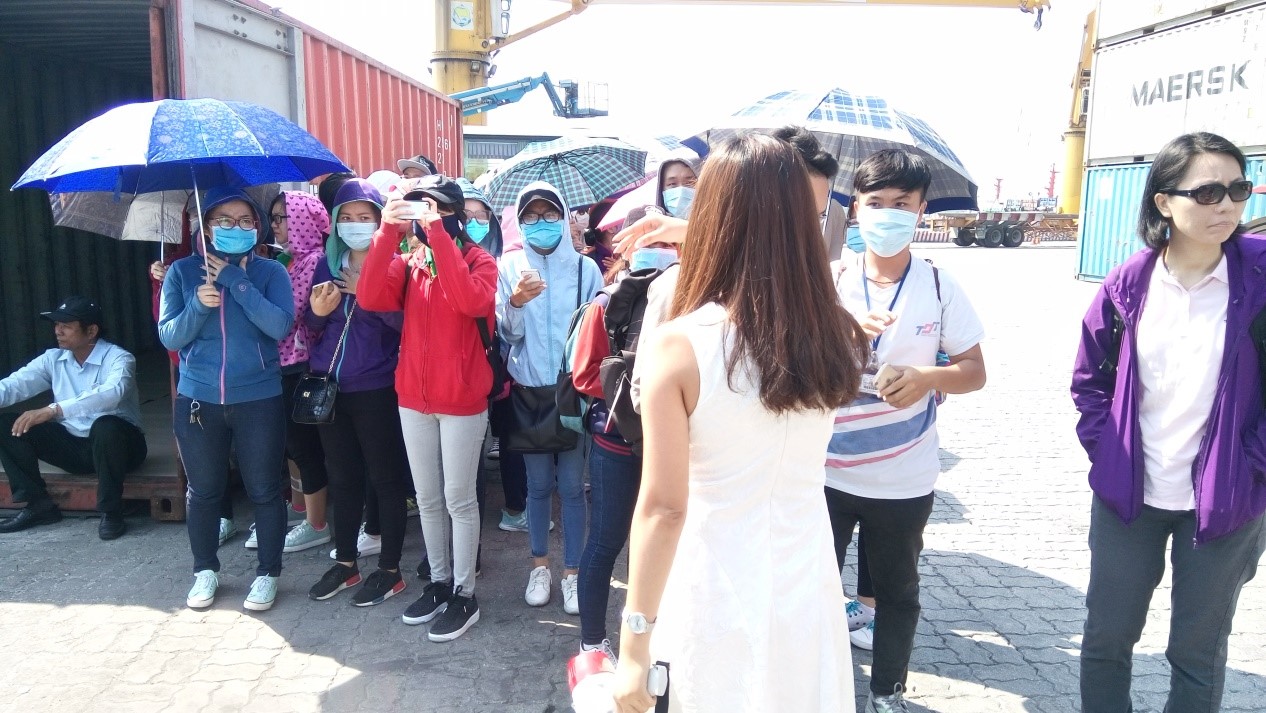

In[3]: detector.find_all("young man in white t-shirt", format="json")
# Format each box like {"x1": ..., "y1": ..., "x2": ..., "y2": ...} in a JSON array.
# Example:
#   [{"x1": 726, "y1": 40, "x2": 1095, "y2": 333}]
[{"x1": 827, "y1": 149, "x2": 987, "y2": 713}]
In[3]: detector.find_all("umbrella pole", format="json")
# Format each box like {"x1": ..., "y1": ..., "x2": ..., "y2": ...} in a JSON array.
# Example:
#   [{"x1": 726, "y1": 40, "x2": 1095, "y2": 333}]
[{"x1": 189, "y1": 167, "x2": 209, "y2": 275}]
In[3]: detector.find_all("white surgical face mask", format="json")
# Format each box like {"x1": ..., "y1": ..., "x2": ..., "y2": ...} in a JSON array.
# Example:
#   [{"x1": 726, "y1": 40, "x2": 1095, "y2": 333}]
[{"x1": 856, "y1": 207, "x2": 918, "y2": 257}]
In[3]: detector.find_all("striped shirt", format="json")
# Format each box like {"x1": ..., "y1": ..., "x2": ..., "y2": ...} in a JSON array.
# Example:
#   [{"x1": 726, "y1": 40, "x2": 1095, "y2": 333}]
[{"x1": 825, "y1": 254, "x2": 984, "y2": 499}]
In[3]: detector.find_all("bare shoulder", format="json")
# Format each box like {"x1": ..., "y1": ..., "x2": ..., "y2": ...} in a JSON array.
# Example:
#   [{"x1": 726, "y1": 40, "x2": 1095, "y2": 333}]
[{"x1": 642, "y1": 320, "x2": 700, "y2": 413}]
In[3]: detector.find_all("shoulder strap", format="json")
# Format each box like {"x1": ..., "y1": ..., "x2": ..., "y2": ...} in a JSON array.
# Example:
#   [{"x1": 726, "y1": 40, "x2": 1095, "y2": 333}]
[
  {"x1": 931, "y1": 265, "x2": 942, "y2": 304},
  {"x1": 1100, "y1": 303, "x2": 1126, "y2": 375},
  {"x1": 576, "y1": 254, "x2": 583, "y2": 310}
]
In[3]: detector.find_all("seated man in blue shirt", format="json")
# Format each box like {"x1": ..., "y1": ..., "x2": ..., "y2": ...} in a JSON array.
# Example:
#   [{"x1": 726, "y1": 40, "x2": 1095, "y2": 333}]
[{"x1": 0, "y1": 296, "x2": 147, "y2": 540}]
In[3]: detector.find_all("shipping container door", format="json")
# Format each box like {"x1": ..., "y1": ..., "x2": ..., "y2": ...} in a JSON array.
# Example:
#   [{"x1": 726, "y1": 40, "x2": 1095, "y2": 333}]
[
  {"x1": 1076, "y1": 158, "x2": 1266, "y2": 281},
  {"x1": 179, "y1": 0, "x2": 304, "y2": 124}
]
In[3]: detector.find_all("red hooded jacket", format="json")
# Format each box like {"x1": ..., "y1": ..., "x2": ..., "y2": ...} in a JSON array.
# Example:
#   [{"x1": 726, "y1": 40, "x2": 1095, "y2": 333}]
[{"x1": 358, "y1": 219, "x2": 498, "y2": 416}]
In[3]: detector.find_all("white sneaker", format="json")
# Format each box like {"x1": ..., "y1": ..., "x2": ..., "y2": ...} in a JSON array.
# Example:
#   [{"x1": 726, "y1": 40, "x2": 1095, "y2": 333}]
[
  {"x1": 217, "y1": 518, "x2": 238, "y2": 548},
  {"x1": 561, "y1": 573, "x2": 579, "y2": 615},
  {"x1": 845, "y1": 598, "x2": 875, "y2": 632},
  {"x1": 244, "y1": 523, "x2": 257, "y2": 549},
  {"x1": 283, "y1": 521, "x2": 331, "y2": 553},
  {"x1": 525, "y1": 566, "x2": 551, "y2": 607},
  {"x1": 581, "y1": 638, "x2": 618, "y2": 667},
  {"x1": 850, "y1": 619, "x2": 875, "y2": 651},
  {"x1": 244, "y1": 575, "x2": 278, "y2": 611},
  {"x1": 187, "y1": 570, "x2": 219, "y2": 609},
  {"x1": 329, "y1": 525, "x2": 382, "y2": 560}
]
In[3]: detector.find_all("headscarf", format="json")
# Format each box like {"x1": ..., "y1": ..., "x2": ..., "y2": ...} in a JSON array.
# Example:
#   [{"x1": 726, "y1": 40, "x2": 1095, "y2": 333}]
[{"x1": 278, "y1": 191, "x2": 330, "y2": 367}]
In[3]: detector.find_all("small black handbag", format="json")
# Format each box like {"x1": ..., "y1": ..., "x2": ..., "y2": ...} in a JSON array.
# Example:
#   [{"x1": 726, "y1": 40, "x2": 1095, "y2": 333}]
[{"x1": 291, "y1": 304, "x2": 355, "y2": 425}]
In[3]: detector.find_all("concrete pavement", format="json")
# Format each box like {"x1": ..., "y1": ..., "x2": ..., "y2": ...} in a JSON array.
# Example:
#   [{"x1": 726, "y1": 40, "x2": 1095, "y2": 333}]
[{"x1": 0, "y1": 242, "x2": 1263, "y2": 712}]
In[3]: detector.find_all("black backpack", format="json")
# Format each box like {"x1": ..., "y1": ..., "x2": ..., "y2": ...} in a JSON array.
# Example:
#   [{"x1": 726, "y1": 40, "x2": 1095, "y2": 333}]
[{"x1": 596, "y1": 267, "x2": 667, "y2": 456}]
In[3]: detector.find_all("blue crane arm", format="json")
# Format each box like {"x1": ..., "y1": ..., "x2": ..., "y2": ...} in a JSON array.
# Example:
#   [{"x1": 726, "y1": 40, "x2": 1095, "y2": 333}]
[{"x1": 451, "y1": 73, "x2": 568, "y2": 117}]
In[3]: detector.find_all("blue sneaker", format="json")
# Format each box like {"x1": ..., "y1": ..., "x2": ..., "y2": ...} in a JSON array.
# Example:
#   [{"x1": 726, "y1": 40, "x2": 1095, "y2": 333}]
[
  {"x1": 244, "y1": 575, "x2": 278, "y2": 611},
  {"x1": 283, "y1": 521, "x2": 331, "y2": 553},
  {"x1": 187, "y1": 570, "x2": 218, "y2": 609}
]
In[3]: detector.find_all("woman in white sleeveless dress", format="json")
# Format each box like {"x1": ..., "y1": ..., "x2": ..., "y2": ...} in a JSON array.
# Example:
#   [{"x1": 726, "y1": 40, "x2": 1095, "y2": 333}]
[{"x1": 613, "y1": 134, "x2": 871, "y2": 713}]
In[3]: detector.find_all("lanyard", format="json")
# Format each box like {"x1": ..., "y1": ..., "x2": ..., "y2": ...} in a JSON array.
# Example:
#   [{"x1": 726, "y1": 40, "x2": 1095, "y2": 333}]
[{"x1": 862, "y1": 257, "x2": 912, "y2": 352}]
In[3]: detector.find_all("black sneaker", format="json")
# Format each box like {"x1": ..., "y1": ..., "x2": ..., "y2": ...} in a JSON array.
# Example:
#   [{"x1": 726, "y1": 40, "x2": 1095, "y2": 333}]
[
  {"x1": 401, "y1": 580, "x2": 452, "y2": 625},
  {"x1": 417, "y1": 555, "x2": 431, "y2": 580},
  {"x1": 352, "y1": 569, "x2": 406, "y2": 607},
  {"x1": 309, "y1": 563, "x2": 361, "y2": 601},
  {"x1": 428, "y1": 587, "x2": 480, "y2": 642}
]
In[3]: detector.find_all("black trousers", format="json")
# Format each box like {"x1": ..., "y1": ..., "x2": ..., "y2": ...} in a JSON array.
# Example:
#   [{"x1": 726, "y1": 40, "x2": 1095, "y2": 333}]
[
  {"x1": 319, "y1": 387, "x2": 410, "y2": 571},
  {"x1": 0, "y1": 414, "x2": 147, "y2": 515},
  {"x1": 825, "y1": 487, "x2": 934, "y2": 696}
]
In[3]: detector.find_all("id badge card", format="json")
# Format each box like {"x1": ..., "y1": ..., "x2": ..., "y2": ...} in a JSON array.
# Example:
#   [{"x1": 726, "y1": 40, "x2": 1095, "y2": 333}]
[{"x1": 858, "y1": 351, "x2": 881, "y2": 396}]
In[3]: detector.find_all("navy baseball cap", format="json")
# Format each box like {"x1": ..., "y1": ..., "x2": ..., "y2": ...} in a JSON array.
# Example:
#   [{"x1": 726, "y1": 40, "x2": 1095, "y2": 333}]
[{"x1": 42, "y1": 296, "x2": 103, "y2": 325}]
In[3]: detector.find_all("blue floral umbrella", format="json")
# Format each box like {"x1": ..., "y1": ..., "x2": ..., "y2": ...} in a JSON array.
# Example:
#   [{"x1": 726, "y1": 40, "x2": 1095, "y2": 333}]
[
  {"x1": 12, "y1": 98, "x2": 348, "y2": 194},
  {"x1": 683, "y1": 89, "x2": 979, "y2": 213},
  {"x1": 485, "y1": 136, "x2": 648, "y2": 213},
  {"x1": 12, "y1": 98, "x2": 349, "y2": 261}
]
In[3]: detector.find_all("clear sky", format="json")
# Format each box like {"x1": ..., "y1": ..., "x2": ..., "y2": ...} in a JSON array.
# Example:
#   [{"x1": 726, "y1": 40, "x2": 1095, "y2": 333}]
[{"x1": 282, "y1": 0, "x2": 1098, "y2": 202}]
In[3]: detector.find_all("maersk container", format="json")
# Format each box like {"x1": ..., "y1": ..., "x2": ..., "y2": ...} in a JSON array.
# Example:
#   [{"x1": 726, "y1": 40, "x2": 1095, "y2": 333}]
[
  {"x1": 0, "y1": 0, "x2": 461, "y2": 375},
  {"x1": 1086, "y1": 2, "x2": 1266, "y2": 165},
  {"x1": 1076, "y1": 159, "x2": 1266, "y2": 282}
]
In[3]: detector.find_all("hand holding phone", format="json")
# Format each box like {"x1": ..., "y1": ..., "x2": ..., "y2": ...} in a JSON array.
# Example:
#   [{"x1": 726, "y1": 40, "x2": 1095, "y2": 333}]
[{"x1": 875, "y1": 363, "x2": 900, "y2": 391}]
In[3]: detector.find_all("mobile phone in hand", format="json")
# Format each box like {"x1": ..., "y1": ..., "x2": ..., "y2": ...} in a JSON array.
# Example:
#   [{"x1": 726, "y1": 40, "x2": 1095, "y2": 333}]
[{"x1": 521, "y1": 268, "x2": 541, "y2": 284}]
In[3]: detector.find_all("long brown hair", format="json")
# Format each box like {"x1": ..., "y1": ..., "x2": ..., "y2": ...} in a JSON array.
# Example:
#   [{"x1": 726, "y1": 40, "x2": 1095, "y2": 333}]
[{"x1": 669, "y1": 133, "x2": 868, "y2": 413}]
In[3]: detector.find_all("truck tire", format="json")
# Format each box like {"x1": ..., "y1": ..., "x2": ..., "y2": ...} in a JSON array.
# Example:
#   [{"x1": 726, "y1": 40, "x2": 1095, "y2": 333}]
[
  {"x1": 979, "y1": 224, "x2": 1004, "y2": 248},
  {"x1": 953, "y1": 227, "x2": 976, "y2": 247},
  {"x1": 1002, "y1": 225, "x2": 1025, "y2": 248}
]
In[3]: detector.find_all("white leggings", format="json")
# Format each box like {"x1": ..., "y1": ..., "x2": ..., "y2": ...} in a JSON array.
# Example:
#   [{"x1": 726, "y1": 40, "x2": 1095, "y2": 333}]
[{"x1": 398, "y1": 408, "x2": 488, "y2": 594}]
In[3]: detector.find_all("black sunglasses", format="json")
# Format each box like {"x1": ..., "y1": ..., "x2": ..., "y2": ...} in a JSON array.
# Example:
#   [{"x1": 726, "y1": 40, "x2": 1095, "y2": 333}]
[{"x1": 1159, "y1": 180, "x2": 1254, "y2": 205}]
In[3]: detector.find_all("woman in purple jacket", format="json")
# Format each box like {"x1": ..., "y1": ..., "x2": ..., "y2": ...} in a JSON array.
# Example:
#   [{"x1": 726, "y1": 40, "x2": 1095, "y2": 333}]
[
  {"x1": 1072, "y1": 132, "x2": 1266, "y2": 713},
  {"x1": 303, "y1": 179, "x2": 411, "y2": 608}
]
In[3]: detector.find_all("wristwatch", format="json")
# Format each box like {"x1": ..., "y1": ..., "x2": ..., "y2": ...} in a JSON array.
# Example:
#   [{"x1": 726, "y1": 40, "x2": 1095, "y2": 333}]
[
  {"x1": 622, "y1": 608, "x2": 656, "y2": 635},
  {"x1": 47, "y1": 403, "x2": 60, "y2": 417}
]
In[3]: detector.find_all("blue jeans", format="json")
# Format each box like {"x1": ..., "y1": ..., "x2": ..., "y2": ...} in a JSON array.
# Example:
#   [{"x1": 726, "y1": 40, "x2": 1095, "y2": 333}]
[
  {"x1": 578, "y1": 441, "x2": 641, "y2": 645},
  {"x1": 1081, "y1": 497, "x2": 1266, "y2": 713},
  {"x1": 175, "y1": 395, "x2": 287, "y2": 577},
  {"x1": 525, "y1": 447, "x2": 587, "y2": 569}
]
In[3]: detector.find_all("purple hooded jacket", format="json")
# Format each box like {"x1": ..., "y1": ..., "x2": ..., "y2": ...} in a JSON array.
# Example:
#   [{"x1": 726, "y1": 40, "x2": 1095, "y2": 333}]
[
  {"x1": 303, "y1": 179, "x2": 404, "y2": 393},
  {"x1": 1071, "y1": 235, "x2": 1266, "y2": 545}
]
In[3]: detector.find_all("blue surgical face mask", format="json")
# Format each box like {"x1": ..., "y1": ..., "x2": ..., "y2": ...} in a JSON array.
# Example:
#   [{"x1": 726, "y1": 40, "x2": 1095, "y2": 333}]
[
  {"x1": 629, "y1": 247, "x2": 678, "y2": 272},
  {"x1": 211, "y1": 226, "x2": 258, "y2": 256},
  {"x1": 846, "y1": 225, "x2": 866, "y2": 254},
  {"x1": 465, "y1": 221, "x2": 490, "y2": 244},
  {"x1": 662, "y1": 186, "x2": 695, "y2": 218},
  {"x1": 337, "y1": 222, "x2": 376, "y2": 250},
  {"x1": 856, "y1": 207, "x2": 918, "y2": 257},
  {"x1": 523, "y1": 221, "x2": 564, "y2": 251}
]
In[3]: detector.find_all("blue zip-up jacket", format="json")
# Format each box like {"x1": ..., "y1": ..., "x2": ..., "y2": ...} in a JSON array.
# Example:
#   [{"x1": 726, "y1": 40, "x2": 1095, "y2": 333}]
[
  {"x1": 159, "y1": 252, "x2": 294, "y2": 404},
  {"x1": 496, "y1": 181, "x2": 604, "y2": 387}
]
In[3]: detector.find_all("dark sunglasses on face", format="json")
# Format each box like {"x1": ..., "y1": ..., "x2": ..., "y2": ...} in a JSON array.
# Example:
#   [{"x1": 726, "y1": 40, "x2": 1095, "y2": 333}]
[{"x1": 1159, "y1": 180, "x2": 1254, "y2": 205}]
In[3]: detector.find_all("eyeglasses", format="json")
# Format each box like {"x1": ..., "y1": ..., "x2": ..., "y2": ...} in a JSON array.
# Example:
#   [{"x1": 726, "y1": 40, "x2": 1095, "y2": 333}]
[
  {"x1": 269, "y1": 213, "x2": 288, "y2": 225},
  {"x1": 468, "y1": 210, "x2": 491, "y2": 225},
  {"x1": 520, "y1": 210, "x2": 562, "y2": 225},
  {"x1": 208, "y1": 216, "x2": 258, "y2": 230},
  {"x1": 1159, "y1": 180, "x2": 1254, "y2": 205}
]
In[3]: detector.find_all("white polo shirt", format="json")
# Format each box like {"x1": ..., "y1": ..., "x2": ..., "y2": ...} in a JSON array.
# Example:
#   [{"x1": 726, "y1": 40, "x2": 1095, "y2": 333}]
[
  {"x1": 825, "y1": 254, "x2": 985, "y2": 499},
  {"x1": 1136, "y1": 255, "x2": 1228, "y2": 511}
]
